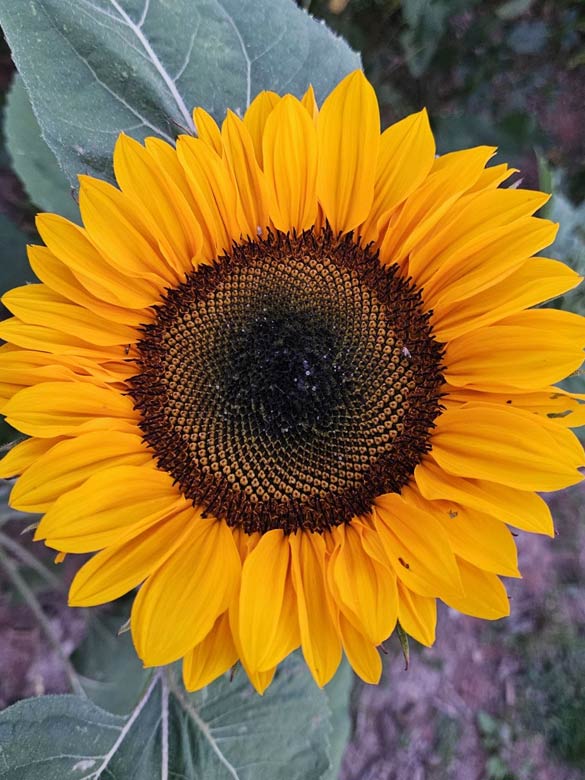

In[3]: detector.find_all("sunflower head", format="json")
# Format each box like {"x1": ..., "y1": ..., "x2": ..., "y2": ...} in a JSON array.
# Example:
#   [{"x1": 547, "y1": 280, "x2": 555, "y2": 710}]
[
  {"x1": 130, "y1": 226, "x2": 444, "y2": 535},
  {"x1": 1, "y1": 70, "x2": 584, "y2": 693}
]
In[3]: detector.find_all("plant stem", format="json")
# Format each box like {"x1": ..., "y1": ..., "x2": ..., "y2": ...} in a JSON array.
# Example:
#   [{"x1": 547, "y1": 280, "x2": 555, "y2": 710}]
[
  {"x1": 0, "y1": 544, "x2": 86, "y2": 697},
  {"x1": 0, "y1": 531, "x2": 62, "y2": 588}
]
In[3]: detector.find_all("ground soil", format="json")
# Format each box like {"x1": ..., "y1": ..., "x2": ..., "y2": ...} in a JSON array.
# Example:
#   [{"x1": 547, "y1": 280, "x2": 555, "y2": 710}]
[{"x1": 341, "y1": 482, "x2": 585, "y2": 780}]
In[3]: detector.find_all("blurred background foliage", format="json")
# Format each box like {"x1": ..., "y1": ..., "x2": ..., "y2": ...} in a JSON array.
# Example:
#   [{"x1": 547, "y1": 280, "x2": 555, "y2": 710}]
[
  {"x1": 308, "y1": 0, "x2": 585, "y2": 327},
  {"x1": 309, "y1": 0, "x2": 585, "y2": 194},
  {"x1": 1, "y1": 2, "x2": 585, "y2": 777}
]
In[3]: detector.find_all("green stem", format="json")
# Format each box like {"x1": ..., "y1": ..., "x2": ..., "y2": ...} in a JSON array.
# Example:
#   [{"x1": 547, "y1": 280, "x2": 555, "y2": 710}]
[
  {"x1": 0, "y1": 531, "x2": 62, "y2": 588},
  {"x1": 396, "y1": 622, "x2": 410, "y2": 671},
  {"x1": 0, "y1": 544, "x2": 86, "y2": 697}
]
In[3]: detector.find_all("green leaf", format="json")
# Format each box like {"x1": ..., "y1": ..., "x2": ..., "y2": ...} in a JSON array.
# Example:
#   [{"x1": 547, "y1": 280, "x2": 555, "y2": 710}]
[
  {"x1": 496, "y1": 0, "x2": 534, "y2": 20},
  {"x1": 5, "y1": 74, "x2": 79, "y2": 222},
  {"x1": 0, "y1": 212, "x2": 34, "y2": 304},
  {"x1": 400, "y1": 0, "x2": 450, "y2": 78},
  {"x1": 0, "y1": 654, "x2": 332, "y2": 779},
  {"x1": 0, "y1": 0, "x2": 360, "y2": 187},
  {"x1": 71, "y1": 606, "x2": 148, "y2": 716},
  {"x1": 396, "y1": 622, "x2": 410, "y2": 670},
  {"x1": 399, "y1": 0, "x2": 477, "y2": 79}
]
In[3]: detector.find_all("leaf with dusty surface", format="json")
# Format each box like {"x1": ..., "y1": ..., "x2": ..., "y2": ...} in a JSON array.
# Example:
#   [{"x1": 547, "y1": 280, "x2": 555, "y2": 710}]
[
  {"x1": 0, "y1": 0, "x2": 360, "y2": 186},
  {"x1": 0, "y1": 654, "x2": 334, "y2": 779}
]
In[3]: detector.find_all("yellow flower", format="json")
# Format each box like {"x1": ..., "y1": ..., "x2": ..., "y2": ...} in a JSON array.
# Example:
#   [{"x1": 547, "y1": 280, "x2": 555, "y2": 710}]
[{"x1": 1, "y1": 71, "x2": 584, "y2": 693}]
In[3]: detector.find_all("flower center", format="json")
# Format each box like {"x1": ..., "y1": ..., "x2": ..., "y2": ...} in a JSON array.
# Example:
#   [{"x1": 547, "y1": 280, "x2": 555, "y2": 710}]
[{"x1": 130, "y1": 229, "x2": 444, "y2": 534}]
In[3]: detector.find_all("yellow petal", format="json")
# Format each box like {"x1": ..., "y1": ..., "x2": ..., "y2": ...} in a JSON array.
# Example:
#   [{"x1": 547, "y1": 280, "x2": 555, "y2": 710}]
[
  {"x1": 442, "y1": 559, "x2": 510, "y2": 620},
  {"x1": 113, "y1": 134, "x2": 201, "y2": 275},
  {"x1": 183, "y1": 611, "x2": 238, "y2": 691},
  {"x1": 373, "y1": 494, "x2": 462, "y2": 598},
  {"x1": 260, "y1": 574, "x2": 300, "y2": 672},
  {"x1": 316, "y1": 70, "x2": 379, "y2": 233},
  {"x1": 0, "y1": 349, "x2": 133, "y2": 403},
  {"x1": 35, "y1": 214, "x2": 159, "y2": 308},
  {"x1": 467, "y1": 163, "x2": 516, "y2": 192},
  {"x1": 36, "y1": 464, "x2": 186, "y2": 552},
  {"x1": 361, "y1": 109, "x2": 435, "y2": 242},
  {"x1": 193, "y1": 107, "x2": 223, "y2": 154},
  {"x1": 0, "y1": 436, "x2": 62, "y2": 478},
  {"x1": 11, "y1": 431, "x2": 150, "y2": 512},
  {"x1": 422, "y1": 217, "x2": 558, "y2": 309},
  {"x1": 78, "y1": 175, "x2": 177, "y2": 286},
  {"x1": 245, "y1": 666, "x2": 276, "y2": 696},
  {"x1": 402, "y1": 485, "x2": 520, "y2": 577},
  {"x1": 132, "y1": 517, "x2": 241, "y2": 666},
  {"x1": 243, "y1": 90, "x2": 280, "y2": 165},
  {"x1": 238, "y1": 529, "x2": 299, "y2": 672},
  {"x1": 69, "y1": 505, "x2": 195, "y2": 606},
  {"x1": 144, "y1": 136, "x2": 205, "y2": 224},
  {"x1": 27, "y1": 245, "x2": 151, "y2": 327},
  {"x1": 444, "y1": 385, "x2": 585, "y2": 428},
  {"x1": 409, "y1": 188, "x2": 550, "y2": 290},
  {"x1": 415, "y1": 458, "x2": 554, "y2": 536},
  {"x1": 430, "y1": 405, "x2": 584, "y2": 491},
  {"x1": 397, "y1": 582, "x2": 436, "y2": 647},
  {"x1": 432, "y1": 257, "x2": 582, "y2": 340},
  {"x1": 262, "y1": 95, "x2": 318, "y2": 232},
  {"x1": 444, "y1": 309, "x2": 585, "y2": 390},
  {"x1": 330, "y1": 524, "x2": 397, "y2": 645},
  {"x1": 231, "y1": 526, "x2": 257, "y2": 562},
  {"x1": 301, "y1": 84, "x2": 318, "y2": 120},
  {"x1": 176, "y1": 135, "x2": 244, "y2": 257},
  {"x1": 339, "y1": 612, "x2": 382, "y2": 684},
  {"x1": 0, "y1": 317, "x2": 127, "y2": 361},
  {"x1": 379, "y1": 146, "x2": 496, "y2": 269},
  {"x1": 290, "y1": 531, "x2": 341, "y2": 686},
  {"x1": 222, "y1": 110, "x2": 270, "y2": 236},
  {"x1": 2, "y1": 285, "x2": 138, "y2": 347},
  {"x1": 2, "y1": 382, "x2": 136, "y2": 438},
  {"x1": 228, "y1": 595, "x2": 276, "y2": 695}
]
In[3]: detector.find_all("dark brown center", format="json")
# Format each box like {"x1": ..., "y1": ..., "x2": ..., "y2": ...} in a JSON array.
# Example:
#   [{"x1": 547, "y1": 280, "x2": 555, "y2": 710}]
[{"x1": 130, "y1": 228, "x2": 444, "y2": 534}]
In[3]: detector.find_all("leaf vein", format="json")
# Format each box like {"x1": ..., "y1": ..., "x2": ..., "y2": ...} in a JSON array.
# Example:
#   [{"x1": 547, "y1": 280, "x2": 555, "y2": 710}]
[
  {"x1": 137, "y1": 0, "x2": 150, "y2": 28},
  {"x1": 107, "y1": 0, "x2": 195, "y2": 132},
  {"x1": 88, "y1": 672, "x2": 160, "y2": 779},
  {"x1": 173, "y1": 26, "x2": 199, "y2": 85},
  {"x1": 75, "y1": 0, "x2": 154, "y2": 68},
  {"x1": 213, "y1": 0, "x2": 252, "y2": 108},
  {"x1": 172, "y1": 686, "x2": 241, "y2": 780},
  {"x1": 37, "y1": 0, "x2": 174, "y2": 142}
]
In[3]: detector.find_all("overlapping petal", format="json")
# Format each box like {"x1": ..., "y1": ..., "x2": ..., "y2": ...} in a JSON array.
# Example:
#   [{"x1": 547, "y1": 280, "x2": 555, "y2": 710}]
[
  {"x1": 132, "y1": 516, "x2": 240, "y2": 666},
  {"x1": 316, "y1": 70, "x2": 379, "y2": 232},
  {"x1": 262, "y1": 96, "x2": 318, "y2": 232}
]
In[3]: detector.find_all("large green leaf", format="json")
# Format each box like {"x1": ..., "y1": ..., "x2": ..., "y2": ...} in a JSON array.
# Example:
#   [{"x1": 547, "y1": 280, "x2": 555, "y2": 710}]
[
  {"x1": 0, "y1": 654, "x2": 332, "y2": 779},
  {"x1": 71, "y1": 606, "x2": 147, "y2": 716},
  {"x1": 5, "y1": 75, "x2": 79, "y2": 222},
  {"x1": 0, "y1": 0, "x2": 359, "y2": 187}
]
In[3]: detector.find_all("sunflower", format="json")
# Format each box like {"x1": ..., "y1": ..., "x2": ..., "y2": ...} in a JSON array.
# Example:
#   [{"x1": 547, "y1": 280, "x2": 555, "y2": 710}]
[{"x1": 1, "y1": 71, "x2": 584, "y2": 693}]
